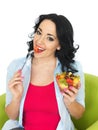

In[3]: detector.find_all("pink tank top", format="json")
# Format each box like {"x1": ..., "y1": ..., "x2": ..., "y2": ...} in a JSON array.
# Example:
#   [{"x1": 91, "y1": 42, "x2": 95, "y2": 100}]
[{"x1": 23, "y1": 82, "x2": 60, "y2": 130}]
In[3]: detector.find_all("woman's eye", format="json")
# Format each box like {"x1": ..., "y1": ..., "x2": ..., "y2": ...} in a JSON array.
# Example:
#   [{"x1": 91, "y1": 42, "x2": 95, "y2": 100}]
[
  {"x1": 36, "y1": 30, "x2": 41, "y2": 35},
  {"x1": 47, "y1": 37, "x2": 54, "y2": 41}
]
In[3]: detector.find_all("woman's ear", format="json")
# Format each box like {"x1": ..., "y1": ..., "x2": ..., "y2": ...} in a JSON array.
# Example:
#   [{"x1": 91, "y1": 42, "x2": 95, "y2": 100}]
[{"x1": 57, "y1": 46, "x2": 61, "y2": 50}]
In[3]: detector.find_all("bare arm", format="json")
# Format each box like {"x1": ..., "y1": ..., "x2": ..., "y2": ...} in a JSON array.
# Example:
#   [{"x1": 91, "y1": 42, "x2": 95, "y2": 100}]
[
  {"x1": 63, "y1": 86, "x2": 85, "y2": 119},
  {"x1": 66, "y1": 100, "x2": 85, "y2": 119}
]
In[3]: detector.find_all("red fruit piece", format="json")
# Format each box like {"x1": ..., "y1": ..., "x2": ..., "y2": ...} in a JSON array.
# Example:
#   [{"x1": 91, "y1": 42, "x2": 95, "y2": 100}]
[
  {"x1": 66, "y1": 78, "x2": 73, "y2": 86},
  {"x1": 56, "y1": 75, "x2": 60, "y2": 80},
  {"x1": 34, "y1": 46, "x2": 39, "y2": 52}
]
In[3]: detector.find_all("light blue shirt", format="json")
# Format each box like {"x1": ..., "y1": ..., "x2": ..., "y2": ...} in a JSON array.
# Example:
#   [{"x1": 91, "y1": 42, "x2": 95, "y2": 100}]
[{"x1": 5, "y1": 57, "x2": 85, "y2": 130}]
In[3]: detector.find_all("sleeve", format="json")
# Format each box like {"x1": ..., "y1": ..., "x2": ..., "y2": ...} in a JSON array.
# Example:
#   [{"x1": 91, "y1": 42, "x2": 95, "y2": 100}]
[
  {"x1": 5, "y1": 62, "x2": 13, "y2": 106},
  {"x1": 74, "y1": 61, "x2": 85, "y2": 107}
]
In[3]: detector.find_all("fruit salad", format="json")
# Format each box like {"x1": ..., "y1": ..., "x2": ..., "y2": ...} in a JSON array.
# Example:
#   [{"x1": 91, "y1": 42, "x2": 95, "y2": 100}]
[{"x1": 56, "y1": 72, "x2": 80, "y2": 92}]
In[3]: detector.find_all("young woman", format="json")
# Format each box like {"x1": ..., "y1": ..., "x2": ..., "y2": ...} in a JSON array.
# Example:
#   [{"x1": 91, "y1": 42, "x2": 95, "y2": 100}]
[{"x1": 2, "y1": 13, "x2": 85, "y2": 130}]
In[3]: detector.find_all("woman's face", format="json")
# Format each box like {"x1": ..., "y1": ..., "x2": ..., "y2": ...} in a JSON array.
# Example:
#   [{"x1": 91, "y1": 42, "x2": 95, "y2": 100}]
[{"x1": 33, "y1": 19, "x2": 60, "y2": 58}]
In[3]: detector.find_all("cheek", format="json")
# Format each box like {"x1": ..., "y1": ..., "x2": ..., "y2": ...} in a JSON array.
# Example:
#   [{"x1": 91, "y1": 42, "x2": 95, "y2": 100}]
[
  {"x1": 47, "y1": 45, "x2": 57, "y2": 52},
  {"x1": 33, "y1": 38, "x2": 37, "y2": 46},
  {"x1": 33, "y1": 37, "x2": 36, "y2": 43}
]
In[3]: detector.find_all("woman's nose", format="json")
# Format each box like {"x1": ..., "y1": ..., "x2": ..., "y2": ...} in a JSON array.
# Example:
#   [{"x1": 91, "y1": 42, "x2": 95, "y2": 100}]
[{"x1": 37, "y1": 36, "x2": 44, "y2": 44}]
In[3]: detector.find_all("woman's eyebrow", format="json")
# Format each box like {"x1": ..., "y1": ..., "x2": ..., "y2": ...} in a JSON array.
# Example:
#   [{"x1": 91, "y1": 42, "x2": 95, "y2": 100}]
[
  {"x1": 38, "y1": 27, "x2": 57, "y2": 39},
  {"x1": 47, "y1": 33, "x2": 56, "y2": 39},
  {"x1": 38, "y1": 27, "x2": 42, "y2": 32}
]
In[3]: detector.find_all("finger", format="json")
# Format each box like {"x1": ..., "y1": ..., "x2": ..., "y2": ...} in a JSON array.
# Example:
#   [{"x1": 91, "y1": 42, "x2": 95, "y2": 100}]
[
  {"x1": 77, "y1": 82, "x2": 81, "y2": 89},
  {"x1": 62, "y1": 92, "x2": 71, "y2": 101},
  {"x1": 13, "y1": 70, "x2": 22, "y2": 78},
  {"x1": 69, "y1": 86, "x2": 78, "y2": 94},
  {"x1": 64, "y1": 89, "x2": 74, "y2": 97},
  {"x1": 8, "y1": 76, "x2": 23, "y2": 87},
  {"x1": 8, "y1": 81, "x2": 22, "y2": 89},
  {"x1": 9, "y1": 76, "x2": 23, "y2": 85}
]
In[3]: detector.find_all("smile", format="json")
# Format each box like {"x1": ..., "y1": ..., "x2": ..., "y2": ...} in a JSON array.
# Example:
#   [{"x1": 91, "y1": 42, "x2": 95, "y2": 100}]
[{"x1": 34, "y1": 45, "x2": 45, "y2": 53}]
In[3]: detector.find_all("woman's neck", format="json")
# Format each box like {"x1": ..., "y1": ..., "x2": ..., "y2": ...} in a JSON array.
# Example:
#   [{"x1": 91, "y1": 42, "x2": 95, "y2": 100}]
[{"x1": 32, "y1": 56, "x2": 57, "y2": 66}]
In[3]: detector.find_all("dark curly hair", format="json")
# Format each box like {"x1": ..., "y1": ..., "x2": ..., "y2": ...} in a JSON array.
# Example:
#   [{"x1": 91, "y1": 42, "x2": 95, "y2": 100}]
[{"x1": 27, "y1": 13, "x2": 79, "y2": 73}]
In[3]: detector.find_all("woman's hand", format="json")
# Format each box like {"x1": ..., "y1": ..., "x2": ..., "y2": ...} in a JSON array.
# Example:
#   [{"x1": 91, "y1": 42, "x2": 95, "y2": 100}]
[
  {"x1": 5, "y1": 70, "x2": 24, "y2": 119},
  {"x1": 62, "y1": 86, "x2": 79, "y2": 107},
  {"x1": 8, "y1": 69, "x2": 24, "y2": 101}
]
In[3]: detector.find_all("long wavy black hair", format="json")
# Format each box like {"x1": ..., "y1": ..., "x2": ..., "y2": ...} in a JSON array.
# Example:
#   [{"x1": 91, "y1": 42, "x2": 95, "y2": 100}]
[{"x1": 27, "y1": 13, "x2": 79, "y2": 73}]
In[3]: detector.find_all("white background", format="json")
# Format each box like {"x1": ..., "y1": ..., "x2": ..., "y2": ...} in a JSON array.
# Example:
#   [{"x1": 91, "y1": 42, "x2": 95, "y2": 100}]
[{"x1": 0, "y1": 0, "x2": 98, "y2": 94}]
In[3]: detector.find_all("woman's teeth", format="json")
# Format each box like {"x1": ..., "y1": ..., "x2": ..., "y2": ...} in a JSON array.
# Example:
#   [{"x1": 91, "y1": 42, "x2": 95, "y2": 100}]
[
  {"x1": 34, "y1": 46, "x2": 45, "y2": 53},
  {"x1": 38, "y1": 47, "x2": 45, "y2": 51}
]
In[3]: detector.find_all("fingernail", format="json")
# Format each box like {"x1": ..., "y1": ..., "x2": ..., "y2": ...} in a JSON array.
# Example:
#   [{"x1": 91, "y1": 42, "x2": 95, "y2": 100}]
[
  {"x1": 18, "y1": 69, "x2": 22, "y2": 73},
  {"x1": 69, "y1": 86, "x2": 73, "y2": 89},
  {"x1": 64, "y1": 88, "x2": 68, "y2": 92},
  {"x1": 21, "y1": 76, "x2": 24, "y2": 79},
  {"x1": 21, "y1": 76, "x2": 24, "y2": 81}
]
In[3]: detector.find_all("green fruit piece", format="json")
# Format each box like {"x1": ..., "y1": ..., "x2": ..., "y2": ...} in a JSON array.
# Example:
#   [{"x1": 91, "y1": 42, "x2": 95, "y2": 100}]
[{"x1": 58, "y1": 78, "x2": 68, "y2": 90}]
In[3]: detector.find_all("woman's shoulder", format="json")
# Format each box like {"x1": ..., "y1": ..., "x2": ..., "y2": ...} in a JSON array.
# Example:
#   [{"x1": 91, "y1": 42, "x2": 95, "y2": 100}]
[
  {"x1": 57, "y1": 59, "x2": 83, "y2": 72},
  {"x1": 8, "y1": 57, "x2": 26, "y2": 66},
  {"x1": 71, "y1": 60, "x2": 83, "y2": 73},
  {"x1": 73, "y1": 60, "x2": 82, "y2": 67},
  {"x1": 7, "y1": 57, "x2": 26, "y2": 71}
]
